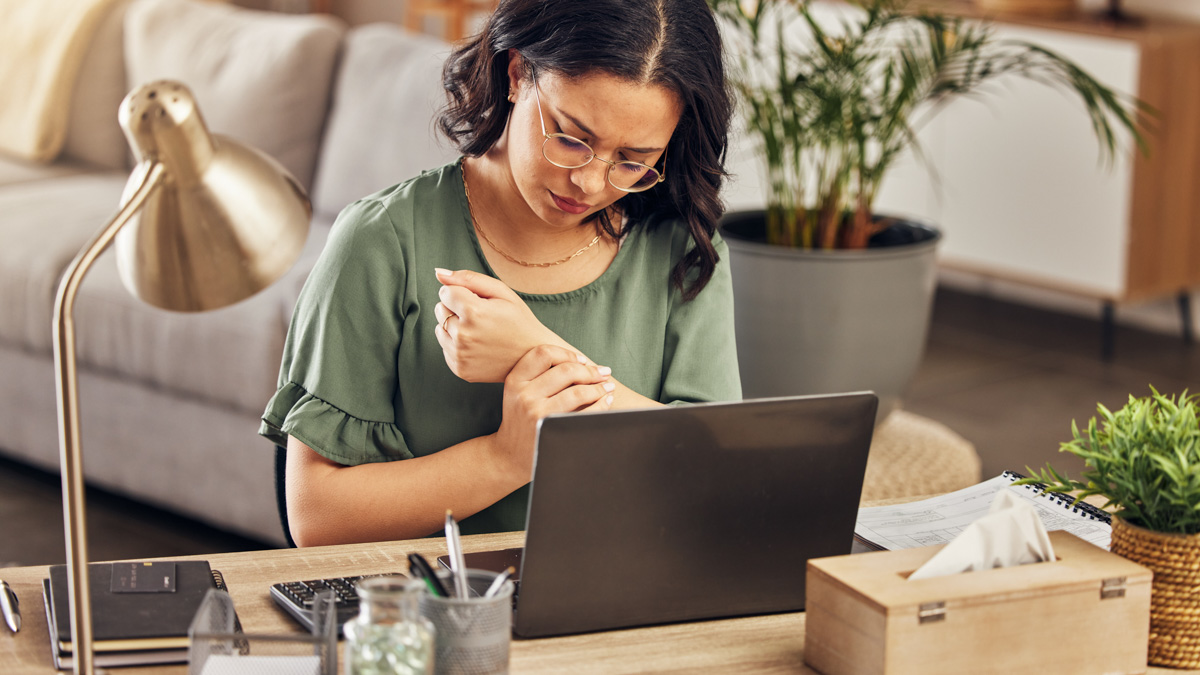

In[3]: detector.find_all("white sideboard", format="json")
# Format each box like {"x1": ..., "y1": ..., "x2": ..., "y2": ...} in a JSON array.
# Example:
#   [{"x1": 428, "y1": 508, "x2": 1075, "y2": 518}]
[{"x1": 878, "y1": 6, "x2": 1200, "y2": 304}]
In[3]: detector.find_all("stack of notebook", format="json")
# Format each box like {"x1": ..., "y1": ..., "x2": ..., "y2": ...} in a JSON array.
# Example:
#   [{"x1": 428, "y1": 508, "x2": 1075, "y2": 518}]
[{"x1": 41, "y1": 560, "x2": 233, "y2": 669}]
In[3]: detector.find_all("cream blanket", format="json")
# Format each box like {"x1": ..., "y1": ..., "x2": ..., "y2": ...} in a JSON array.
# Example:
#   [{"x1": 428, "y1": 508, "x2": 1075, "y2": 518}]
[{"x1": 0, "y1": 0, "x2": 125, "y2": 162}]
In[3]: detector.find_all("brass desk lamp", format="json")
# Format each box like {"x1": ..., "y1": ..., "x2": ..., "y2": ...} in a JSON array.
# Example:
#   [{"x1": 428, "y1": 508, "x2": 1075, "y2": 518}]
[{"x1": 53, "y1": 80, "x2": 310, "y2": 675}]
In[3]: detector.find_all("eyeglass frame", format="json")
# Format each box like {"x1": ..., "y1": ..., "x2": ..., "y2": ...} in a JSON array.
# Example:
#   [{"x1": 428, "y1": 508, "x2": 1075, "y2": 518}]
[{"x1": 531, "y1": 77, "x2": 667, "y2": 193}]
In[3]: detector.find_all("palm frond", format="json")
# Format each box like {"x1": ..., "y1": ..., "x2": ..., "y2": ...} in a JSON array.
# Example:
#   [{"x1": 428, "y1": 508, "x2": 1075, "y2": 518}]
[{"x1": 708, "y1": 0, "x2": 1150, "y2": 249}]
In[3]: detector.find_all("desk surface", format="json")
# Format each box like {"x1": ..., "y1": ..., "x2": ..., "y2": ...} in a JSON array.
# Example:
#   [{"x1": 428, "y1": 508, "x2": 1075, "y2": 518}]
[
  {"x1": 0, "y1": 531, "x2": 1193, "y2": 674},
  {"x1": 0, "y1": 532, "x2": 814, "y2": 674}
]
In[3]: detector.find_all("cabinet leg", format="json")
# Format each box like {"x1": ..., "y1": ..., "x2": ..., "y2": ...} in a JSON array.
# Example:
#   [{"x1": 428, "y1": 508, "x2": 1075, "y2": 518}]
[
  {"x1": 1180, "y1": 292, "x2": 1195, "y2": 345},
  {"x1": 1101, "y1": 301, "x2": 1115, "y2": 361}
]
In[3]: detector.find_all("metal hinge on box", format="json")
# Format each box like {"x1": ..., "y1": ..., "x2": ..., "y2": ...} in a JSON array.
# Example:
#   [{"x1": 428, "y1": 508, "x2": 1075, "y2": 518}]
[
  {"x1": 918, "y1": 601, "x2": 946, "y2": 624},
  {"x1": 1101, "y1": 577, "x2": 1127, "y2": 599}
]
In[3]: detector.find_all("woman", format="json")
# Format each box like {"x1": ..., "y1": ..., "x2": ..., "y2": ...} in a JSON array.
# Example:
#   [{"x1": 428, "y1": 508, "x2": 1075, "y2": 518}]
[{"x1": 260, "y1": 0, "x2": 740, "y2": 546}]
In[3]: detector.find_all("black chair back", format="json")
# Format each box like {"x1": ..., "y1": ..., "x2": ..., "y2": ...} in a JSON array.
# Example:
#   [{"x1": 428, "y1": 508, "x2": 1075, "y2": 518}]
[{"x1": 274, "y1": 445, "x2": 297, "y2": 548}]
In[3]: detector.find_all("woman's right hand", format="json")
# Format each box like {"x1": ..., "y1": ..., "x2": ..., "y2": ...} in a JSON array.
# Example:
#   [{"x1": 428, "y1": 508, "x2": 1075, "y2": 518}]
[{"x1": 490, "y1": 344, "x2": 615, "y2": 483}]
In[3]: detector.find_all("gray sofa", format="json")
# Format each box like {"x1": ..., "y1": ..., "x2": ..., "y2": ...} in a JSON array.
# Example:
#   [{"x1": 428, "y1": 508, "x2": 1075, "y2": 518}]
[{"x1": 0, "y1": 0, "x2": 457, "y2": 545}]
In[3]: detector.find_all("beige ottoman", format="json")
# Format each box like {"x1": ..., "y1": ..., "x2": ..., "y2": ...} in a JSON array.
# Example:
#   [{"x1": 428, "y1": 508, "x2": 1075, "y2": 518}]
[{"x1": 860, "y1": 410, "x2": 981, "y2": 502}]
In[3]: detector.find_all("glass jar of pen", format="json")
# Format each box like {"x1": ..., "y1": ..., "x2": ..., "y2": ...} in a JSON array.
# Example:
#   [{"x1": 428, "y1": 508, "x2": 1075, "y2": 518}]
[
  {"x1": 403, "y1": 513, "x2": 517, "y2": 675},
  {"x1": 343, "y1": 575, "x2": 435, "y2": 675}
]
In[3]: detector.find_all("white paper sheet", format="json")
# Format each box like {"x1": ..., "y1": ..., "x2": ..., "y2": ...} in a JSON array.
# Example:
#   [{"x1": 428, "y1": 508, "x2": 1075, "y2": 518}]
[
  {"x1": 199, "y1": 655, "x2": 322, "y2": 675},
  {"x1": 855, "y1": 472, "x2": 1112, "y2": 551}
]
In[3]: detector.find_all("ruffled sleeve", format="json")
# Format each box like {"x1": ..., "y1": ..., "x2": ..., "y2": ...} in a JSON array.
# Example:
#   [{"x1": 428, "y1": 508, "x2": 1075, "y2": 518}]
[
  {"x1": 258, "y1": 197, "x2": 413, "y2": 464},
  {"x1": 260, "y1": 381, "x2": 412, "y2": 463}
]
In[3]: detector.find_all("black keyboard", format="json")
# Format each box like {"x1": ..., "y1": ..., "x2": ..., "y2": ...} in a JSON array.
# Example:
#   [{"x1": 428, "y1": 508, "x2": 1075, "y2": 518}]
[{"x1": 269, "y1": 574, "x2": 404, "y2": 633}]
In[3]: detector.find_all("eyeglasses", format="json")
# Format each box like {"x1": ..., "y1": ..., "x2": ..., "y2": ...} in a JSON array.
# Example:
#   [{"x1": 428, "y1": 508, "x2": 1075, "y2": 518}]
[{"x1": 532, "y1": 79, "x2": 666, "y2": 193}]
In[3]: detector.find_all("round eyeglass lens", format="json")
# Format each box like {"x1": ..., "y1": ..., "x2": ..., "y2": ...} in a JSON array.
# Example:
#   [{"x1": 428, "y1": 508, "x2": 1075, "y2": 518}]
[
  {"x1": 544, "y1": 135, "x2": 592, "y2": 168},
  {"x1": 610, "y1": 162, "x2": 659, "y2": 191}
]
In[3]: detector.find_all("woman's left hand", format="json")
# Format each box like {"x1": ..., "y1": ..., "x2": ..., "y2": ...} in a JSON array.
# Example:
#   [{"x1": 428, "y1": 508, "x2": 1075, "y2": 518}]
[{"x1": 434, "y1": 268, "x2": 581, "y2": 383}]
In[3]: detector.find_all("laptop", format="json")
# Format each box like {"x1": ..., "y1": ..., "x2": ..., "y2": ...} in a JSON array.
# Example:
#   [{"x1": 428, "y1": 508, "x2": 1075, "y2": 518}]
[{"x1": 448, "y1": 391, "x2": 878, "y2": 638}]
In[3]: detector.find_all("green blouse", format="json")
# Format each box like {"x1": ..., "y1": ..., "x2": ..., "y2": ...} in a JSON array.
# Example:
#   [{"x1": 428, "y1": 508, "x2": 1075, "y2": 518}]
[{"x1": 260, "y1": 160, "x2": 741, "y2": 535}]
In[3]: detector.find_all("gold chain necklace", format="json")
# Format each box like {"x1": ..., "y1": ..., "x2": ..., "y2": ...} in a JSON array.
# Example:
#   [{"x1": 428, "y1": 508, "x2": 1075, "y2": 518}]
[{"x1": 462, "y1": 163, "x2": 601, "y2": 268}]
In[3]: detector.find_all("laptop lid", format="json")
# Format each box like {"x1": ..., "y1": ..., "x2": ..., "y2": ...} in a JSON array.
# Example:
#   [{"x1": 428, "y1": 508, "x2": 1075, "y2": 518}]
[{"x1": 513, "y1": 391, "x2": 878, "y2": 638}]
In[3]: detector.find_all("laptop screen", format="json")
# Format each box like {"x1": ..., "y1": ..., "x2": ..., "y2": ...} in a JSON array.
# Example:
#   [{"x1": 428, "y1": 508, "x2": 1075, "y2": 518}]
[{"x1": 512, "y1": 392, "x2": 878, "y2": 637}]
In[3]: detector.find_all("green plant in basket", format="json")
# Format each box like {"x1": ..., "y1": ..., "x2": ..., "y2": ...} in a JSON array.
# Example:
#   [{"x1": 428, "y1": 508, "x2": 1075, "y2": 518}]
[{"x1": 1021, "y1": 388, "x2": 1200, "y2": 535}]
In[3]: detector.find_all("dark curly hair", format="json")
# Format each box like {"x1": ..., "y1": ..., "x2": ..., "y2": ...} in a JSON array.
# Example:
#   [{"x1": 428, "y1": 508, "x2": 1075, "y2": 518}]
[{"x1": 438, "y1": 0, "x2": 732, "y2": 301}]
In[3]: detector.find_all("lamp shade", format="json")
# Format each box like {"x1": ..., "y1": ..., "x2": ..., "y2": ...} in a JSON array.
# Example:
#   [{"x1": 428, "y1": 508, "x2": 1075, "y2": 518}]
[{"x1": 114, "y1": 80, "x2": 310, "y2": 312}]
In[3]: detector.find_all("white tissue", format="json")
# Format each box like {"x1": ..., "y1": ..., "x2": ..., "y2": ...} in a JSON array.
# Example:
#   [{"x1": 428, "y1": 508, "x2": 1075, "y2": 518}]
[{"x1": 908, "y1": 489, "x2": 1056, "y2": 580}]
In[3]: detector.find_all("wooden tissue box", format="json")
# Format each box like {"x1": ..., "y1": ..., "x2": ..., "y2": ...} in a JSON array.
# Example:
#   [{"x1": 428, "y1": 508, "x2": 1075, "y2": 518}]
[{"x1": 805, "y1": 531, "x2": 1152, "y2": 675}]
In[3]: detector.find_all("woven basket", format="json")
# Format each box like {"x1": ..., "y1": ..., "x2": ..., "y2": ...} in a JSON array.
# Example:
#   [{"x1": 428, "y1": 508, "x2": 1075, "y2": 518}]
[
  {"x1": 1111, "y1": 516, "x2": 1200, "y2": 669},
  {"x1": 859, "y1": 411, "x2": 980, "y2": 502}
]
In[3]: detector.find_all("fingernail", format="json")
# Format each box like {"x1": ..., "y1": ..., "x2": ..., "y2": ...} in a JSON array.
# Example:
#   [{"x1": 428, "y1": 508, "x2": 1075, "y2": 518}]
[
  {"x1": 434, "y1": 267, "x2": 451, "y2": 277},
  {"x1": 606, "y1": 395, "x2": 614, "y2": 406},
  {"x1": 598, "y1": 366, "x2": 612, "y2": 376},
  {"x1": 602, "y1": 382, "x2": 615, "y2": 392},
  {"x1": 577, "y1": 354, "x2": 588, "y2": 364}
]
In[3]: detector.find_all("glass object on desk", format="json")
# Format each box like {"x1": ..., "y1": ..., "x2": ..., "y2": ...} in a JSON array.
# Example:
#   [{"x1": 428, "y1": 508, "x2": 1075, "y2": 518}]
[
  {"x1": 344, "y1": 576, "x2": 434, "y2": 675},
  {"x1": 190, "y1": 589, "x2": 337, "y2": 675}
]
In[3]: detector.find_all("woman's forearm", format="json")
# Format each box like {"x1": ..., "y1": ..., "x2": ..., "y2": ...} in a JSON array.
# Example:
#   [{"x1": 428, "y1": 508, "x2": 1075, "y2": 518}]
[{"x1": 285, "y1": 435, "x2": 523, "y2": 546}]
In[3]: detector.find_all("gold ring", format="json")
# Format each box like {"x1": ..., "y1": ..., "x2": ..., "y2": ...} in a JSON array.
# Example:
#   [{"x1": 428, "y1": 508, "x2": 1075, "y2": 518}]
[{"x1": 442, "y1": 314, "x2": 454, "y2": 334}]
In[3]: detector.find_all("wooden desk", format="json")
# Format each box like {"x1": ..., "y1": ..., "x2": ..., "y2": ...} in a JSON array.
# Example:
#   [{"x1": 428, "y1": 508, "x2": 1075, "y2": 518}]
[
  {"x1": 1, "y1": 532, "x2": 1193, "y2": 674},
  {"x1": 0, "y1": 532, "x2": 812, "y2": 674}
]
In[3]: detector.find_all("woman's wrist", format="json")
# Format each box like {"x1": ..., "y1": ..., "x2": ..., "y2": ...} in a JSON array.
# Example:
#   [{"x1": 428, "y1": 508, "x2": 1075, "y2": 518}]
[
  {"x1": 480, "y1": 431, "x2": 534, "y2": 489},
  {"x1": 609, "y1": 380, "x2": 661, "y2": 410},
  {"x1": 539, "y1": 330, "x2": 596, "y2": 366}
]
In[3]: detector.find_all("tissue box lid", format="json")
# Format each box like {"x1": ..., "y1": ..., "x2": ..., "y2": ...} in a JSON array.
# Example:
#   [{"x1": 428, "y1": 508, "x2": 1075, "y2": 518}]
[
  {"x1": 804, "y1": 532, "x2": 1152, "y2": 675},
  {"x1": 807, "y1": 531, "x2": 1150, "y2": 614}
]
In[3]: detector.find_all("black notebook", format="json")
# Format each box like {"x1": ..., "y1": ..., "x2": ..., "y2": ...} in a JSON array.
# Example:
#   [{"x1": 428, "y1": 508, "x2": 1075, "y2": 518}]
[{"x1": 44, "y1": 560, "x2": 228, "y2": 658}]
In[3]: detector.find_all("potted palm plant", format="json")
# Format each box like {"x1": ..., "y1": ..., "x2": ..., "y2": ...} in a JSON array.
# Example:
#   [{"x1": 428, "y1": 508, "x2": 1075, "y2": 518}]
[
  {"x1": 710, "y1": 0, "x2": 1145, "y2": 420},
  {"x1": 1022, "y1": 389, "x2": 1200, "y2": 669}
]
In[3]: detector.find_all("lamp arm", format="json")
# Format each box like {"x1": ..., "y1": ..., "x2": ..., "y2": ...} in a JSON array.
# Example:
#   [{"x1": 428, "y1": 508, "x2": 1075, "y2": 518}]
[{"x1": 52, "y1": 161, "x2": 165, "y2": 675}]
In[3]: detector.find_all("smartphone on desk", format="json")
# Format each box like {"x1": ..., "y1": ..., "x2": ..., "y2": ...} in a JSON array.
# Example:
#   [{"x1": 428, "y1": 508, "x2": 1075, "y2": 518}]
[{"x1": 437, "y1": 547, "x2": 524, "y2": 583}]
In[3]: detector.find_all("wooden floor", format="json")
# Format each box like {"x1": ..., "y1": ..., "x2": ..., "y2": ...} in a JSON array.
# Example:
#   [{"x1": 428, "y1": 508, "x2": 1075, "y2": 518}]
[
  {"x1": 1, "y1": 286, "x2": 1197, "y2": 567},
  {"x1": 904, "y1": 288, "x2": 1199, "y2": 481}
]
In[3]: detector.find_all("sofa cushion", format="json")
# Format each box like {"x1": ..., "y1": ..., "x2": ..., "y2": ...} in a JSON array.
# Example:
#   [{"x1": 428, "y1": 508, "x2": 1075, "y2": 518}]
[
  {"x1": 70, "y1": 223, "x2": 331, "y2": 413},
  {"x1": 0, "y1": 172, "x2": 332, "y2": 413},
  {"x1": 0, "y1": 0, "x2": 126, "y2": 162},
  {"x1": 124, "y1": 0, "x2": 345, "y2": 191},
  {"x1": 62, "y1": 0, "x2": 132, "y2": 171},
  {"x1": 0, "y1": 173, "x2": 130, "y2": 352},
  {"x1": 0, "y1": 155, "x2": 92, "y2": 187},
  {"x1": 311, "y1": 23, "x2": 459, "y2": 220}
]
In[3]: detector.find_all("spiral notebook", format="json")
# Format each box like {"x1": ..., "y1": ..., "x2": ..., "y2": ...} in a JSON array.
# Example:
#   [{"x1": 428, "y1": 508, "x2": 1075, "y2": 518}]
[
  {"x1": 41, "y1": 561, "x2": 240, "y2": 670},
  {"x1": 854, "y1": 470, "x2": 1112, "y2": 551}
]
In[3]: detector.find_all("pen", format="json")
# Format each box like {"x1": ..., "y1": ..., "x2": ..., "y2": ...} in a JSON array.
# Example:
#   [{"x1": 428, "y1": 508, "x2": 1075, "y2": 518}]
[
  {"x1": 483, "y1": 566, "x2": 515, "y2": 599},
  {"x1": 445, "y1": 511, "x2": 469, "y2": 599},
  {"x1": 0, "y1": 579, "x2": 20, "y2": 633},
  {"x1": 407, "y1": 553, "x2": 449, "y2": 598}
]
